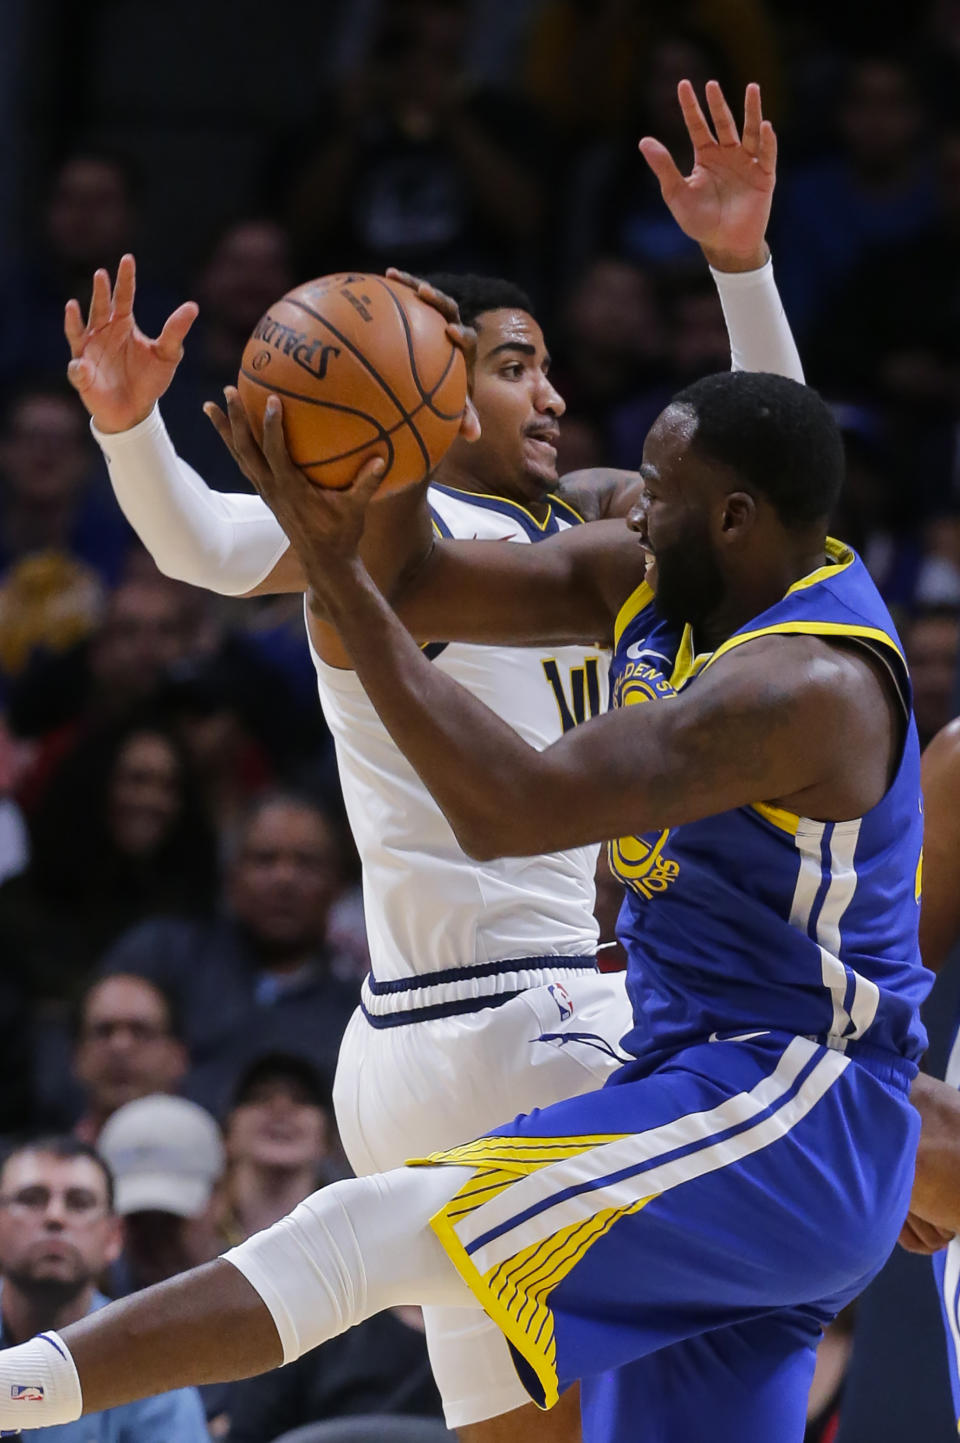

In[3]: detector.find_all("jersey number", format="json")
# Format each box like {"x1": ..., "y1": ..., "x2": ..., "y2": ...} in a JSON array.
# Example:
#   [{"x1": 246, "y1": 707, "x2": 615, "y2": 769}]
[{"x1": 542, "y1": 657, "x2": 603, "y2": 733}]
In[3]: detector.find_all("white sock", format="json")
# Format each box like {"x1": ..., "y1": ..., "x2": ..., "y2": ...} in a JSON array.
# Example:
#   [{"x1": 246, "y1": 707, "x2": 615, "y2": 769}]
[{"x1": 0, "y1": 1331, "x2": 82, "y2": 1430}]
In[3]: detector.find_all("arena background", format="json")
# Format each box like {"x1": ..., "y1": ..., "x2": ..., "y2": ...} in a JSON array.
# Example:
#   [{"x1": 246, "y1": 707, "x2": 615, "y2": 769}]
[{"x1": 1, "y1": 1, "x2": 959, "y2": 1439}]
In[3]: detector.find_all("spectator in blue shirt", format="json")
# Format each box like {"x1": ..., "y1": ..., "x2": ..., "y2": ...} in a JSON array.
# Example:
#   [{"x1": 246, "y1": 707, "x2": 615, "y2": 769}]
[{"x1": 0, "y1": 1135, "x2": 208, "y2": 1443}]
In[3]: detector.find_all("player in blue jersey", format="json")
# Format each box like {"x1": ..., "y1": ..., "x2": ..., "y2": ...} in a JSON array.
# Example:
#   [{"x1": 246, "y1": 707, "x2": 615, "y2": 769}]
[{"x1": 0, "y1": 370, "x2": 942, "y2": 1443}]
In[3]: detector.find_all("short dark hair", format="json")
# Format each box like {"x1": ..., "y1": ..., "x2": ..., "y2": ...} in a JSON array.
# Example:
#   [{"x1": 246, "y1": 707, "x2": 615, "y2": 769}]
[
  {"x1": 424, "y1": 273, "x2": 534, "y2": 330},
  {"x1": 230, "y1": 1051, "x2": 332, "y2": 1116},
  {"x1": 72, "y1": 971, "x2": 185, "y2": 1045},
  {"x1": 1, "y1": 1136, "x2": 115, "y2": 1212},
  {"x1": 670, "y1": 372, "x2": 845, "y2": 530}
]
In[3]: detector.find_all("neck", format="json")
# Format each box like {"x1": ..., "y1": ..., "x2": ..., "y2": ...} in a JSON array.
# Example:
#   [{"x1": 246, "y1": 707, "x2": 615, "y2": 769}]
[
  {"x1": 697, "y1": 542, "x2": 827, "y2": 654},
  {"x1": 433, "y1": 455, "x2": 552, "y2": 523},
  {"x1": 1, "y1": 1282, "x2": 93, "y2": 1345},
  {"x1": 228, "y1": 1160, "x2": 319, "y2": 1236}
]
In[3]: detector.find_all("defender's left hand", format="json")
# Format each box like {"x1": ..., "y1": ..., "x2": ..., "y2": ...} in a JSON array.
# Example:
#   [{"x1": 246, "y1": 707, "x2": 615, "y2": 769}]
[{"x1": 639, "y1": 80, "x2": 775, "y2": 271}]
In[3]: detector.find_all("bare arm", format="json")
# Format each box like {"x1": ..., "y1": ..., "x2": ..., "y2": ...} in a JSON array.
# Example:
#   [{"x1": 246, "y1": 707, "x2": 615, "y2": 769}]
[
  {"x1": 317, "y1": 567, "x2": 892, "y2": 860},
  {"x1": 392, "y1": 517, "x2": 643, "y2": 647},
  {"x1": 61, "y1": 1262, "x2": 281, "y2": 1412},
  {"x1": 919, "y1": 720, "x2": 960, "y2": 973}
]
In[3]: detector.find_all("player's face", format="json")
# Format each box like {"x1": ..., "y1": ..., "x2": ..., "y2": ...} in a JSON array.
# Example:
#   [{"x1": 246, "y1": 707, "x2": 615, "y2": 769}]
[
  {"x1": 629, "y1": 404, "x2": 726, "y2": 631},
  {"x1": 444, "y1": 308, "x2": 566, "y2": 500},
  {"x1": 0, "y1": 1153, "x2": 120, "y2": 1298}
]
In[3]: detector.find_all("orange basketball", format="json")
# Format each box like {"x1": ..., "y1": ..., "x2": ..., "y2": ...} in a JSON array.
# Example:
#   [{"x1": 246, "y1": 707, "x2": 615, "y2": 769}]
[{"x1": 237, "y1": 272, "x2": 468, "y2": 491}]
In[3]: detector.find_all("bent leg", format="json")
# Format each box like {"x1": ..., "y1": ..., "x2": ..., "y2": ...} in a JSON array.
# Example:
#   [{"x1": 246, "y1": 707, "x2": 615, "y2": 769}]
[{"x1": 0, "y1": 1166, "x2": 477, "y2": 1429}]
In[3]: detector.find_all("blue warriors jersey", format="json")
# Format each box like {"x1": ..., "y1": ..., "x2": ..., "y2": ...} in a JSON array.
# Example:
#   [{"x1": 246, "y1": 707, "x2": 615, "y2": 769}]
[{"x1": 609, "y1": 538, "x2": 930, "y2": 1067}]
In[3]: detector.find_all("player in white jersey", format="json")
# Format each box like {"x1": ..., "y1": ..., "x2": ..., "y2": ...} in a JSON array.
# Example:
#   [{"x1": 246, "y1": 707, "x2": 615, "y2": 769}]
[{"x1": 66, "y1": 81, "x2": 802, "y2": 1441}]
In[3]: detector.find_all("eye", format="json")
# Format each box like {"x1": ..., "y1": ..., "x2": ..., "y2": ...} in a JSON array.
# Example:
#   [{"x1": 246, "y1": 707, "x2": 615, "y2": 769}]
[{"x1": 500, "y1": 362, "x2": 525, "y2": 379}]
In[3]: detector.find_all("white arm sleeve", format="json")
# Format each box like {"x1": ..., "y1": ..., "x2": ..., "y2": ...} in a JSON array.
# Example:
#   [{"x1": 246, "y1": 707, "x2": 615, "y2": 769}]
[
  {"x1": 92, "y1": 406, "x2": 291, "y2": 595},
  {"x1": 711, "y1": 257, "x2": 804, "y2": 383}
]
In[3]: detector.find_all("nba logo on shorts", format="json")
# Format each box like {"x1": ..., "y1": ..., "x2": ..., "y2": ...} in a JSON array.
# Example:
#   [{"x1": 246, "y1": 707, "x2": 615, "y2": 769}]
[
  {"x1": 547, "y1": 983, "x2": 575, "y2": 1022},
  {"x1": 10, "y1": 1385, "x2": 44, "y2": 1401}
]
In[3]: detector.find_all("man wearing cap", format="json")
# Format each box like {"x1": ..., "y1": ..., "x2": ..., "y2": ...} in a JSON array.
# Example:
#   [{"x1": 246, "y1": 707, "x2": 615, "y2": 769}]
[
  {"x1": 0, "y1": 1135, "x2": 207, "y2": 1441},
  {"x1": 97, "y1": 1095, "x2": 224, "y2": 1295}
]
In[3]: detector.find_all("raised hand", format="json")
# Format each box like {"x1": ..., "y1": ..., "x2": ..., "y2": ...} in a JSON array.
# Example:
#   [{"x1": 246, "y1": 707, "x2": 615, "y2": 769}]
[
  {"x1": 64, "y1": 254, "x2": 198, "y2": 433},
  {"x1": 639, "y1": 80, "x2": 776, "y2": 271}
]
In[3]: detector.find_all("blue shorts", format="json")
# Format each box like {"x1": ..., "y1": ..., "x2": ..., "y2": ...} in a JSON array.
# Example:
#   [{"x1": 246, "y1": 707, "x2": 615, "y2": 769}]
[{"x1": 414, "y1": 1032, "x2": 918, "y2": 1443}]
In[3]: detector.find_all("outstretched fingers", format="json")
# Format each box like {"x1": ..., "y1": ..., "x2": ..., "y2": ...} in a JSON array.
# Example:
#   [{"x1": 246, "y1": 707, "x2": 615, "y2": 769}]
[
  {"x1": 676, "y1": 79, "x2": 715, "y2": 150},
  {"x1": 758, "y1": 118, "x2": 777, "y2": 176},
  {"x1": 155, "y1": 301, "x2": 199, "y2": 362},
  {"x1": 86, "y1": 268, "x2": 113, "y2": 332},
  {"x1": 704, "y1": 80, "x2": 739, "y2": 146},
  {"x1": 63, "y1": 298, "x2": 86, "y2": 355},
  {"x1": 637, "y1": 136, "x2": 685, "y2": 196},
  {"x1": 741, "y1": 82, "x2": 762, "y2": 155},
  {"x1": 112, "y1": 253, "x2": 137, "y2": 318}
]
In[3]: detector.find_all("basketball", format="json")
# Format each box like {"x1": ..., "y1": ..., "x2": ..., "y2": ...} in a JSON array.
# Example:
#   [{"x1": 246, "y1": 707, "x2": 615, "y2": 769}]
[{"x1": 237, "y1": 272, "x2": 468, "y2": 491}]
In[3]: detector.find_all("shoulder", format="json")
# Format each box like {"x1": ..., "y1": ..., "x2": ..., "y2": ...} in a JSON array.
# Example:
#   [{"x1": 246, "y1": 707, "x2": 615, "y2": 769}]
[
  {"x1": 556, "y1": 468, "x2": 642, "y2": 522},
  {"x1": 923, "y1": 718, "x2": 960, "y2": 785}
]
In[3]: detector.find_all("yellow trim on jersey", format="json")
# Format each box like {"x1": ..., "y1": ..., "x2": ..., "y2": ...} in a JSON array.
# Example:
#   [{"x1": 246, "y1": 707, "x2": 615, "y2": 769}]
[
  {"x1": 550, "y1": 494, "x2": 586, "y2": 525},
  {"x1": 916, "y1": 849, "x2": 923, "y2": 903},
  {"x1": 613, "y1": 580, "x2": 655, "y2": 649},
  {"x1": 785, "y1": 537, "x2": 855, "y2": 595},
  {"x1": 431, "y1": 483, "x2": 556, "y2": 532},
  {"x1": 408, "y1": 1132, "x2": 634, "y2": 1411},
  {"x1": 669, "y1": 625, "x2": 712, "y2": 690},
  {"x1": 703, "y1": 620, "x2": 906, "y2": 672},
  {"x1": 751, "y1": 801, "x2": 800, "y2": 836}
]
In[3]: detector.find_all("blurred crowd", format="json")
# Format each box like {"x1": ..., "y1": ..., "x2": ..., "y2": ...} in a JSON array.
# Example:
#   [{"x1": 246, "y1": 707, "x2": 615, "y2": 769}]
[{"x1": 1, "y1": 0, "x2": 960, "y2": 1439}]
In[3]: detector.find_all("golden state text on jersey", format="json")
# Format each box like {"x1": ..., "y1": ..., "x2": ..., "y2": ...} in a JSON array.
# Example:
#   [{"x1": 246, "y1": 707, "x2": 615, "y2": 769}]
[{"x1": 609, "y1": 540, "x2": 931, "y2": 1068}]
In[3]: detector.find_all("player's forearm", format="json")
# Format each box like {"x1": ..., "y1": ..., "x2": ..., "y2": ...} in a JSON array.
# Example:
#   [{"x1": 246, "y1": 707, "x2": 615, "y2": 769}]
[
  {"x1": 711, "y1": 256, "x2": 804, "y2": 383},
  {"x1": 92, "y1": 407, "x2": 291, "y2": 594}
]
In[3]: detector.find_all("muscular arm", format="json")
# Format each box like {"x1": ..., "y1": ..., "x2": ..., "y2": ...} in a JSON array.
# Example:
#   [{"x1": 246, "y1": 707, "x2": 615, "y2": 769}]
[
  {"x1": 391, "y1": 518, "x2": 643, "y2": 647},
  {"x1": 317, "y1": 561, "x2": 895, "y2": 859},
  {"x1": 919, "y1": 720, "x2": 960, "y2": 973}
]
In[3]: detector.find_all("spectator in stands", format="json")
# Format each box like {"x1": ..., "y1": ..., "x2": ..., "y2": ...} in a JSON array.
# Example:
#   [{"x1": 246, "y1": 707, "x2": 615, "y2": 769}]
[
  {"x1": 100, "y1": 792, "x2": 360, "y2": 1111},
  {"x1": 8, "y1": 569, "x2": 207, "y2": 773},
  {"x1": 72, "y1": 974, "x2": 188, "y2": 1144},
  {"x1": 162, "y1": 217, "x2": 295, "y2": 492},
  {"x1": 902, "y1": 604, "x2": 960, "y2": 747},
  {"x1": 0, "y1": 1135, "x2": 208, "y2": 1442},
  {"x1": 98, "y1": 1094, "x2": 224, "y2": 1295},
  {"x1": 214, "y1": 1055, "x2": 443, "y2": 1437},
  {"x1": 0, "y1": 383, "x2": 131, "y2": 589},
  {"x1": 551, "y1": 256, "x2": 664, "y2": 424},
  {"x1": 271, "y1": 0, "x2": 547, "y2": 285},
  {"x1": 218, "y1": 1051, "x2": 335, "y2": 1246},
  {"x1": 0, "y1": 718, "x2": 217, "y2": 1000},
  {"x1": 773, "y1": 57, "x2": 937, "y2": 338},
  {"x1": 0, "y1": 151, "x2": 178, "y2": 386}
]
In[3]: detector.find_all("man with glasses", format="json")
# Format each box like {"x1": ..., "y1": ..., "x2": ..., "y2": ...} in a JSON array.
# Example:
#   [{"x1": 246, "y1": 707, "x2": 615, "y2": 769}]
[{"x1": 0, "y1": 1136, "x2": 207, "y2": 1441}]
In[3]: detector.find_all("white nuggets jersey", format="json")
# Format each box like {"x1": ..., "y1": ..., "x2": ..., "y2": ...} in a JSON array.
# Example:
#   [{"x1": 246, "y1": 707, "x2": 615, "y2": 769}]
[{"x1": 308, "y1": 483, "x2": 608, "y2": 996}]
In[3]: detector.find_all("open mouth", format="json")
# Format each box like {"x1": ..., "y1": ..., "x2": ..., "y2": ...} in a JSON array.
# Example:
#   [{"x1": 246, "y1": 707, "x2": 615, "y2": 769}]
[{"x1": 524, "y1": 433, "x2": 558, "y2": 462}]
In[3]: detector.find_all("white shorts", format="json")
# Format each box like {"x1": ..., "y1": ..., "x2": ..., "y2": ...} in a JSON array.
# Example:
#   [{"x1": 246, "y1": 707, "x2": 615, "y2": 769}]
[{"x1": 332, "y1": 968, "x2": 633, "y2": 1428}]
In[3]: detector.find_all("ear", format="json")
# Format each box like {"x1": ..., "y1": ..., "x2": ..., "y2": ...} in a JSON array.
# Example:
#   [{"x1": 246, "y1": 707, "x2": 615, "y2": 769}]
[{"x1": 719, "y1": 490, "x2": 757, "y2": 538}]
